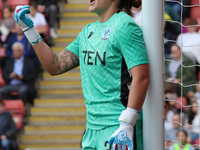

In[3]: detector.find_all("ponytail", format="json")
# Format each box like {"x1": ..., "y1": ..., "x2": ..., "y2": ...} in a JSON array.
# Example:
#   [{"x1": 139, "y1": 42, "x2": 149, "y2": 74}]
[{"x1": 119, "y1": 0, "x2": 142, "y2": 16}]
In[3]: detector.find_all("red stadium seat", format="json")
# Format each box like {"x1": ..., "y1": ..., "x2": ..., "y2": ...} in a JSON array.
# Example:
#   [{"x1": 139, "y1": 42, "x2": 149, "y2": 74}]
[
  {"x1": 190, "y1": 7, "x2": 200, "y2": 20},
  {"x1": 3, "y1": 100, "x2": 25, "y2": 115},
  {"x1": 0, "y1": 0, "x2": 2, "y2": 9},
  {"x1": 194, "y1": 138, "x2": 199, "y2": 145},
  {"x1": 9, "y1": 91, "x2": 20, "y2": 99},
  {"x1": 12, "y1": 113, "x2": 24, "y2": 129},
  {"x1": 7, "y1": 0, "x2": 30, "y2": 10},
  {"x1": 191, "y1": 0, "x2": 200, "y2": 5},
  {"x1": 0, "y1": 67, "x2": 4, "y2": 88},
  {"x1": 0, "y1": 77, "x2": 4, "y2": 88},
  {"x1": 3, "y1": 100, "x2": 25, "y2": 129},
  {"x1": 176, "y1": 97, "x2": 187, "y2": 111},
  {"x1": 0, "y1": 47, "x2": 6, "y2": 58},
  {"x1": 10, "y1": 91, "x2": 19, "y2": 96}
]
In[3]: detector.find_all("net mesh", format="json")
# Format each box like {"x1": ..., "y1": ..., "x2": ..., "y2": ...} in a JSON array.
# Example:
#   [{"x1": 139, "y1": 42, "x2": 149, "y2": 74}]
[{"x1": 164, "y1": 0, "x2": 200, "y2": 149}]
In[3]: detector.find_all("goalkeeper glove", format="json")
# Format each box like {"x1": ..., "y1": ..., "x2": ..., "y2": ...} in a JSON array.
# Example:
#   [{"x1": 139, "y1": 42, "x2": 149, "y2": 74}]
[
  {"x1": 14, "y1": 5, "x2": 42, "y2": 45},
  {"x1": 108, "y1": 107, "x2": 139, "y2": 150}
]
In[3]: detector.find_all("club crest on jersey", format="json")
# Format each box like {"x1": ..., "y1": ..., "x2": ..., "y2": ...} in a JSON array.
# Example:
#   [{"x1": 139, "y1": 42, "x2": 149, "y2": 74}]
[{"x1": 101, "y1": 29, "x2": 111, "y2": 40}]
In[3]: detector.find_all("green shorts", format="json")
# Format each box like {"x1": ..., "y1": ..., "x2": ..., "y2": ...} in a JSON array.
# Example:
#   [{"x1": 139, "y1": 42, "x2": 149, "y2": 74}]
[
  {"x1": 82, "y1": 110, "x2": 143, "y2": 150},
  {"x1": 82, "y1": 125, "x2": 119, "y2": 150}
]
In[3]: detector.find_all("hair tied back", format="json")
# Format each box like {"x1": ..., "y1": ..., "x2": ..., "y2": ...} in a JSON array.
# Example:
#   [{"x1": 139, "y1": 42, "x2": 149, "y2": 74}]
[{"x1": 131, "y1": 0, "x2": 142, "y2": 8}]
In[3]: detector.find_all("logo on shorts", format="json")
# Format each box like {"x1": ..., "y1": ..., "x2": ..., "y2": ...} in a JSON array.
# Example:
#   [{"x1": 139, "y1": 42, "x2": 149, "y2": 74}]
[{"x1": 102, "y1": 29, "x2": 111, "y2": 40}]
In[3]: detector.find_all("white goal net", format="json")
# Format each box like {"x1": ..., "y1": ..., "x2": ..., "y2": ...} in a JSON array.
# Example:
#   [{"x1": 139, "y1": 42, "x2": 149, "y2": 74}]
[{"x1": 164, "y1": 0, "x2": 200, "y2": 149}]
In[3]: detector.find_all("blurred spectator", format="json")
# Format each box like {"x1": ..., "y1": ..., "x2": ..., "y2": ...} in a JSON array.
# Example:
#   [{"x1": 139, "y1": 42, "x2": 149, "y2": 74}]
[
  {"x1": 186, "y1": 101, "x2": 200, "y2": 143},
  {"x1": 164, "y1": 81, "x2": 178, "y2": 112},
  {"x1": 165, "y1": 113, "x2": 181, "y2": 147},
  {"x1": 182, "y1": 0, "x2": 191, "y2": 19},
  {"x1": 32, "y1": 0, "x2": 58, "y2": 38},
  {"x1": 165, "y1": 0, "x2": 190, "y2": 19},
  {"x1": 0, "y1": 101, "x2": 18, "y2": 150},
  {"x1": 0, "y1": 6, "x2": 16, "y2": 44},
  {"x1": 186, "y1": 84, "x2": 200, "y2": 105},
  {"x1": 165, "y1": 0, "x2": 181, "y2": 15},
  {"x1": 165, "y1": 101, "x2": 175, "y2": 131},
  {"x1": 165, "y1": 113, "x2": 192, "y2": 148},
  {"x1": 169, "y1": 130, "x2": 194, "y2": 150},
  {"x1": 165, "y1": 44, "x2": 196, "y2": 97},
  {"x1": 0, "y1": 42, "x2": 37, "y2": 104},
  {"x1": 176, "y1": 18, "x2": 200, "y2": 64},
  {"x1": 164, "y1": 22, "x2": 176, "y2": 59},
  {"x1": 28, "y1": 2, "x2": 47, "y2": 36},
  {"x1": 0, "y1": 6, "x2": 15, "y2": 32},
  {"x1": 165, "y1": 96, "x2": 179, "y2": 114},
  {"x1": 165, "y1": 4, "x2": 181, "y2": 35},
  {"x1": 195, "y1": 84, "x2": 200, "y2": 101},
  {"x1": 132, "y1": 6, "x2": 142, "y2": 28},
  {"x1": 6, "y1": 23, "x2": 38, "y2": 64}
]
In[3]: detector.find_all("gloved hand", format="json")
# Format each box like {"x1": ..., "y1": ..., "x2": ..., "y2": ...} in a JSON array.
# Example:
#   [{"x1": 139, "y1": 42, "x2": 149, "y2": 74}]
[
  {"x1": 108, "y1": 107, "x2": 139, "y2": 150},
  {"x1": 108, "y1": 122, "x2": 133, "y2": 150},
  {"x1": 14, "y1": 5, "x2": 33, "y2": 32},
  {"x1": 14, "y1": 5, "x2": 42, "y2": 45}
]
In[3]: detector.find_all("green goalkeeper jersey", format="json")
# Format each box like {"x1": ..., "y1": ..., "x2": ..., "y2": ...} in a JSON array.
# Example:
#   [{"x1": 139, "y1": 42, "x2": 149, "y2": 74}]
[{"x1": 67, "y1": 11, "x2": 149, "y2": 130}]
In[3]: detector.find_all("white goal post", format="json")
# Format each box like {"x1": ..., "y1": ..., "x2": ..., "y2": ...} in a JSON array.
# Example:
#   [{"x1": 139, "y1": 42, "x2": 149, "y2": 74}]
[{"x1": 142, "y1": 0, "x2": 164, "y2": 150}]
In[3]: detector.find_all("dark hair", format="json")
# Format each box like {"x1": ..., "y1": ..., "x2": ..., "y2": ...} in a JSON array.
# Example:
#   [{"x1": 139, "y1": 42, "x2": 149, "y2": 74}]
[
  {"x1": 3, "y1": 6, "x2": 12, "y2": 12},
  {"x1": 164, "y1": 100, "x2": 170, "y2": 108},
  {"x1": 0, "y1": 101, "x2": 5, "y2": 106},
  {"x1": 164, "y1": 82, "x2": 177, "y2": 93},
  {"x1": 119, "y1": 0, "x2": 142, "y2": 16},
  {"x1": 177, "y1": 129, "x2": 188, "y2": 137},
  {"x1": 30, "y1": 1, "x2": 37, "y2": 9},
  {"x1": 187, "y1": 101, "x2": 198, "y2": 124},
  {"x1": 187, "y1": 18, "x2": 197, "y2": 26}
]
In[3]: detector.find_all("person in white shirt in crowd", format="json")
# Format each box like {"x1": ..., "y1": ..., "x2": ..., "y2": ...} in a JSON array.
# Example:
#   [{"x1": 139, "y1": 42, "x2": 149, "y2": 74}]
[
  {"x1": 28, "y1": 2, "x2": 47, "y2": 36},
  {"x1": 176, "y1": 18, "x2": 200, "y2": 64}
]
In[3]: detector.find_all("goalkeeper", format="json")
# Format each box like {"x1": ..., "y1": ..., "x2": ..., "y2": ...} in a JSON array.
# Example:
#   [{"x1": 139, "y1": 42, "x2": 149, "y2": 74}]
[{"x1": 14, "y1": 0, "x2": 149, "y2": 149}]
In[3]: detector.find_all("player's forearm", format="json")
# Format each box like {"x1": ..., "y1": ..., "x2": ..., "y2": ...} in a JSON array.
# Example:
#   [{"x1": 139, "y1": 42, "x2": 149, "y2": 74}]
[
  {"x1": 14, "y1": 6, "x2": 73, "y2": 75},
  {"x1": 32, "y1": 41, "x2": 61, "y2": 75},
  {"x1": 33, "y1": 41, "x2": 79, "y2": 75},
  {"x1": 127, "y1": 77, "x2": 149, "y2": 110},
  {"x1": 127, "y1": 64, "x2": 150, "y2": 111}
]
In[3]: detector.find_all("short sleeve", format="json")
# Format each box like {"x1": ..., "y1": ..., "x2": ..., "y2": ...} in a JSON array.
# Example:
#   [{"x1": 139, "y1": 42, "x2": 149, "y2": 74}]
[
  {"x1": 116, "y1": 22, "x2": 149, "y2": 70},
  {"x1": 39, "y1": 13, "x2": 47, "y2": 26},
  {"x1": 66, "y1": 33, "x2": 80, "y2": 57}
]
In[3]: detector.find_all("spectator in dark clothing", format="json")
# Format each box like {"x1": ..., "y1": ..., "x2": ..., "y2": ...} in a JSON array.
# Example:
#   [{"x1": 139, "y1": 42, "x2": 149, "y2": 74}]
[
  {"x1": 6, "y1": 23, "x2": 38, "y2": 63},
  {"x1": 165, "y1": 44, "x2": 197, "y2": 97},
  {"x1": 0, "y1": 101, "x2": 18, "y2": 150},
  {"x1": 165, "y1": 0, "x2": 190, "y2": 19},
  {"x1": 165, "y1": 4, "x2": 181, "y2": 35},
  {"x1": 182, "y1": 0, "x2": 191, "y2": 19},
  {"x1": 0, "y1": 42, "x2": 37, "y2": 104},
  {"x1": 165, "y1": 0, "x2": 181, "y2": 14},
  {"x1": 164, "y1": 22, "x2": 176, "y2": 59},
  {"x1": 32, "y1": 0, "x2": 58, "y2": 38}
]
